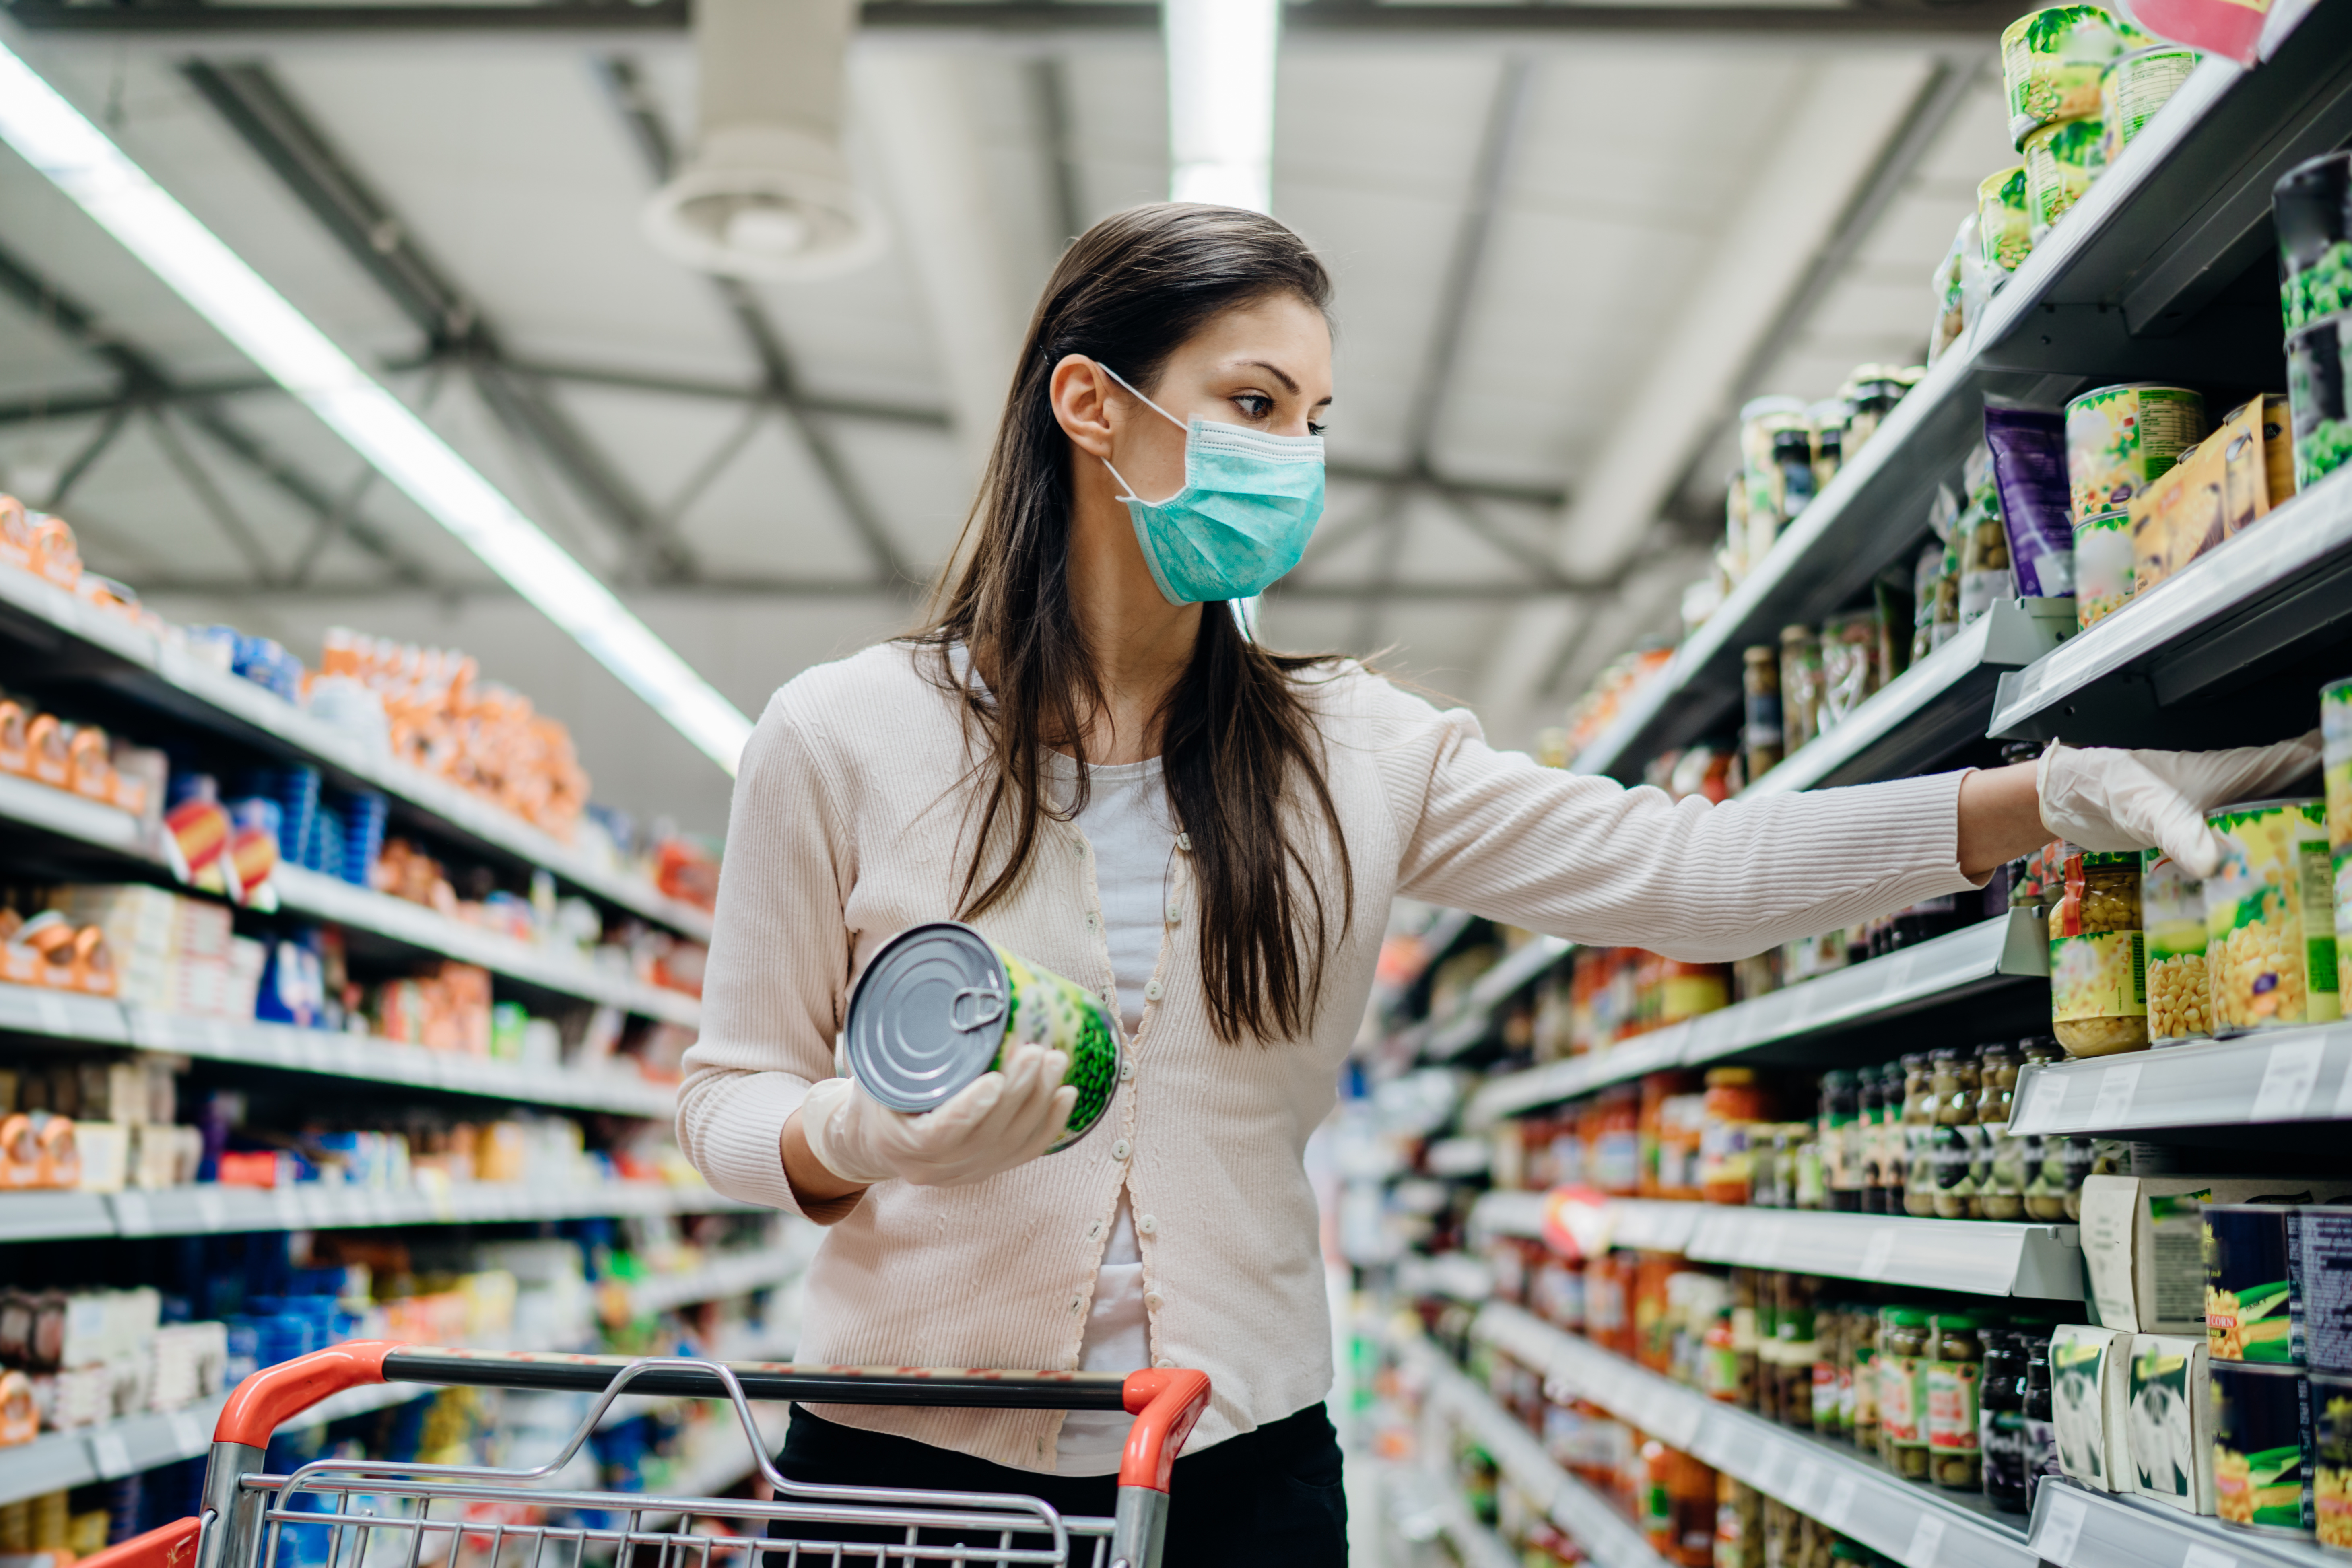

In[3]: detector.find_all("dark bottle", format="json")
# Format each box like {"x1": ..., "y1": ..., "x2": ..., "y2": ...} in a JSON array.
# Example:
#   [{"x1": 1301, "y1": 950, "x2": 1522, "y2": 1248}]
[
  {"x1": 1857, "y1": 1069, "x2": 1887, "y2": 1214},
  {"x1": 2022, "y1": 1332, "x2": 2060, "y2": 1512},
  {"x1": 1978, "y1": 1330, "x2": 2030, "y2": 1513}
]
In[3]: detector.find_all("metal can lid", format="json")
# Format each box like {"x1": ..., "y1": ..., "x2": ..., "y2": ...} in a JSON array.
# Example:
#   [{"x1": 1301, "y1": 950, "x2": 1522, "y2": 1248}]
[{"x1": 843, "y1": 921, "x2": 1010, "y2": 1114}]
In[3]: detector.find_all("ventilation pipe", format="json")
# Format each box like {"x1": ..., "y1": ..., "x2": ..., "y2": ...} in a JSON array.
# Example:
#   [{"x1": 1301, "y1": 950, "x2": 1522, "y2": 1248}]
[{"x1": 641, "y1": 0, "x2": 884, "y2": 280}]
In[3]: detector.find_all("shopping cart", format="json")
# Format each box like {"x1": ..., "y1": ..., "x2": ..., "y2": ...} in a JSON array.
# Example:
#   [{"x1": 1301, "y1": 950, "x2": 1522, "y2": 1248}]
[{"x1": 75, "y1": 1343, "x2": 1212, "y2": 1568}]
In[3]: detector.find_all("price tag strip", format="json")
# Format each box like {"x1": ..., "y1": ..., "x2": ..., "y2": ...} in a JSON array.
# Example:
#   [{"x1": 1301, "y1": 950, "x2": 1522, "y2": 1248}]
[
  {"x1": 2250, "y1": 1038, "x2": 2326, "y2": 1122},
  {"x1": 2089, "y1": 1061, "x2": 2142, "y2": 1129}
]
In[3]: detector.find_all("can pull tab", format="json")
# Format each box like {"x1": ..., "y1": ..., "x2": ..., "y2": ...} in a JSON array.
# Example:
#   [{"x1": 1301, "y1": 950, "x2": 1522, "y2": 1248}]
[{"x1": 950, "y1": 985, "x2": 1008, "y2": 1031}]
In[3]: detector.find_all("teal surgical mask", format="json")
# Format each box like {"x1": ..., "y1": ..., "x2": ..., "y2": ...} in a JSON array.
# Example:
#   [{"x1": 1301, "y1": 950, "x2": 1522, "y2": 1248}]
[{"x1": 1096, "y1": 363, "x2": 1325, "y2": 605}]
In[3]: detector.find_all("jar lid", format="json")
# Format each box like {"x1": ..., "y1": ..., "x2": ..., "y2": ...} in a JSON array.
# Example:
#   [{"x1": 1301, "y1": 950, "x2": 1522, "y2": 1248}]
[
  {"x1": 1931, "y1": 1045, "x2": 1961, "y2": 1061},
  {"x1": 2079, "y1": 850, "x2": 2139, "y2": 868},
  {"x1": 1934, "y1": 1310, "x2": 1982, "y2": 1332},
  {"x1": 1705, "y1": 1067, "x2": 1756, "y2": 1087}
]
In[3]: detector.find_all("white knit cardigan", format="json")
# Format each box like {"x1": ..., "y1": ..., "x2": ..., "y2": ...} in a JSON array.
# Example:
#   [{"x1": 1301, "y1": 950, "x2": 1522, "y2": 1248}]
[{"x1": 676, "y1": 641, "x2": 1979, "y2": 1471}]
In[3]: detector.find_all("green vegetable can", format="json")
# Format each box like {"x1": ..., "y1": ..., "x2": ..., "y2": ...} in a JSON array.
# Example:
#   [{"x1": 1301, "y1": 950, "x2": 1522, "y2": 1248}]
[
  {"x1": 2275, "y1": 152, "x2": 2352, "y2": 334},
  {"x1": 844, "y1": 920, "x2": 1121, "y2": 1152},
  {"x1": 2002, "y1": 5, "x2": 2150, "y2": 148},
  {"x1": 2288, "y1": 315, "x2": 2352, "y2": 491},
  {"x1": 2024, "y1": 116, "x2": 2105, "y2": 242},
  {"x1": 2064, "y1": 382, "x2": 2208, "y2": 524},
  {"x1": 2204, "y1": 799, "x2": 2340, "y2": 1036},
  {"x1": 1979, "y1": 167, "x2": 2035, "y2": 276},
  {"x1": 2100, "y1": 46, "x2": 2200, "y2": 168}
]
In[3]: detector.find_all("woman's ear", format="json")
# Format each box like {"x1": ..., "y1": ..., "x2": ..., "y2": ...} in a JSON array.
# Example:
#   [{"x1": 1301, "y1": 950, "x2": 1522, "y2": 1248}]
[{"x1": 1048, "y1": 354, "x2": 1119, "y2": 462}]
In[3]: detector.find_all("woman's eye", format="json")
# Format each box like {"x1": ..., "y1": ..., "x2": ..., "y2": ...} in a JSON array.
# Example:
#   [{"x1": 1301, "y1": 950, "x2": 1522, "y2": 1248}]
[
  {"x1": 1308, "y1": 420, "x2": 1328, "y2": 437},
  {"x1": 1231, "y1": 394, "x2": 1272, "y2": 420}
]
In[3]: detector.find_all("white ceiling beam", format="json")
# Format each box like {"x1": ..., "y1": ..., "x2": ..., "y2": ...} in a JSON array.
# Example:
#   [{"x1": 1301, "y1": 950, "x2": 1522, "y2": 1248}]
[
  {"x1": 860, "y1": 52, "x2": 1037, "y2": 480},
  {"x1": 1471, "y1": 52, "x2": 1936, "y2": 752}
]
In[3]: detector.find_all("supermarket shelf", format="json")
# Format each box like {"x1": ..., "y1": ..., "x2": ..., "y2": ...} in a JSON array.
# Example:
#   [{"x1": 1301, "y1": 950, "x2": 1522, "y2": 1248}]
[
  {"x1": 1465, "y1": 910, "x2": 2049, "y2": 1126},
  {"x1": 635, "y1": 1405, "x2": 793, "y2": 1525},
  {"x1": 1569, "y1": 3, "x2": 2352, "y2": 786},
  {"x1": 0, "y1": 1179, "x2": 758, "y2": 1244},
  {"x1": 2028, "y1": 1476, "x2": 2336, "y2": 1568},
  {"x1": 1428, "y1": 936, "x2": 1574, "y2": 1060},
  {"x1": 1468, "y1": 1192, "x2": 2082, "y2": 1300},
  {"x1": 1477, "y1": 1302, "x2": 2036, "y2": 1568},
  {"x1": 0, "y1": 978, "x2": 675, "y2": 1117},
  {"x1": 1417, "y1": 1478, "x2": 1522, "y2": 1568},
  {"x1": 1744, "y1": 599, "x2": 2075, "y2": 799},
  {"x1": 2010, "y1": 1024, "x2": 2352, "y2": 1137},
  {"x1": 276, "y1": 865, "x2": 701, "y2": 1026},
  {"x1": 0, "y1": 569, "x2": 711, "y2": 941},
  {"x1": 1375, "y1": 907, "x2": 1481, "y2": 1026},
  {"x1": 624, "y1": 1246, "x2": 806, "y2": 1318},
  {"x1": 1395, "y1": 1331, "x2": 1670, "y2": 1568},
  {"x1": 0, "y1": 770, "x2": 157, "y2": 859},
  {"x1": 1989, "y1": 469, "x2": 2352, "y2": 750}
]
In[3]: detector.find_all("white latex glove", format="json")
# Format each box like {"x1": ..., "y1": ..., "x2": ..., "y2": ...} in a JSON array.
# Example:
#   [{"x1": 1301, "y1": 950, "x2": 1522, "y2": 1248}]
[
  {"x1": 2037, "y1": 731, "x2": 2322, "y2": 878},
  {"x1": 799, "y1": 1045, "x2": 1076, "y2": 1189}
]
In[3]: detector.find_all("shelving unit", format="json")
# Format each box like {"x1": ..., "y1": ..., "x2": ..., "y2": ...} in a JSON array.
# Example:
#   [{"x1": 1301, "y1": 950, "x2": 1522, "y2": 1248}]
[
  {"x1": 2010, "y1": 1025, "x2": 2352, "y2": 1137},
  {"x1": 1571, "y1": 4, "x2": 2352, "y2": 787},
  {"x1": 0, "y1": 1180, "x2": 757, "y2": 1245},
  {"x1": 1393, "y1": 1328, "x2": 1671, "y2": 1568},
  {"x1": 1428, "y1": 936, "x2": 1573, "y2": 1061},
  {"x1": 1465, "y1": 909, "x2": 2050, "y2": 1127},
  {"x1": 0, "y1": 1242, "x2": 804, "y2": 1510},
  {"x1": 2028, "y1": 1476, "x2": 2338, "y2": 1568},
  {"x1": 1476, "y1": 1303, "x2": 2037, "y2": 1568},
  {"x1": 0, "y1": 569, "x2": 711, "y2": 941},
  {"x1": 1469, "y1": 1192, "x2": 2082, "y2": 1299}
]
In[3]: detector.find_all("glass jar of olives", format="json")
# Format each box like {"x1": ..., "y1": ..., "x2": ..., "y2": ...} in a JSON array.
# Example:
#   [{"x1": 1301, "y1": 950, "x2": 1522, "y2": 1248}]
[
  {"x1": 1925, "y1": 1312, "x2": 1984, "y2": 1492},
  {"x1": 1977, "y1": 1041, "x2": 2024, "y2": 1220},
  {"x1": 1900, "y1": 1053, "x2": 1937, "y2": 1218},
  {"x1": 1929, "y1": 1047, "x2": 1983, "y2": 1220},
  {"x1": 1877, "y1": 1306, "x2": 1932, "y2": 1479}
]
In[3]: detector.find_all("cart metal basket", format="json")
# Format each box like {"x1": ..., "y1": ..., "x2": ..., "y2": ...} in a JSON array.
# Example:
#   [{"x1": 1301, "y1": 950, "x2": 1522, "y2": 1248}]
[{"x1": 75, "y1": 1343, "x2": 1213, "y2": 1568}]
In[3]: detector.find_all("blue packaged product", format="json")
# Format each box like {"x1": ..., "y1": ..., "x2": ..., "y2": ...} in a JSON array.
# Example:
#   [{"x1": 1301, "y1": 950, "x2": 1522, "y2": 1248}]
[{"x1": 1985, "y1": 404, "x2": 2078, "y2": 598}]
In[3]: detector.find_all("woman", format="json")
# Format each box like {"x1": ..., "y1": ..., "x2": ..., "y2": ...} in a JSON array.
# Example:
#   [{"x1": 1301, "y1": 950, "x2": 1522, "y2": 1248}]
[{"x1": 678, "y1": 204, "x2": 2315, "y2": 1563}]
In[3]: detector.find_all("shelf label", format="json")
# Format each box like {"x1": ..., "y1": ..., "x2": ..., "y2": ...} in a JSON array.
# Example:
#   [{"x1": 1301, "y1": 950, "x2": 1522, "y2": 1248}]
[
  {"x1": 1861, "y1": 1228, "x2": 1900, "y2": 1280},
  {"x1": 194, "y1": 1189, "x2": 227, "y2": 1230},
  {"x1": 1823, "y1": 1475, "x2": 1858, "y2": 1531},
  {"x1": 2038, "y1": 1489, "x2": 2088, "y2": 1561},
  {"x1": 1658, "y1": 1395, "x2": 1703, "y2": 1451},
  {"x1": 2251, "y1": 1038, "x2": 2326, "y2": 1121},
  {"x1": 1790, "y1": 1459, "x2": 1826, "y2": 1514},
  {"x1": 1903, "y1": 1513, "x2": 1945, "y2": 1568},
  {"x1": 89, "y1": 1428, "x2": 134, "y2": 1479},
  {"x1": 36, "y1": 993, "x2": 69, "y2": 1035},
  {"x1": 2090, "y1": 1061, "x2": 2142, "y2": 1128},
  {"x1": 2177, "y1": 1547, "x2": 2233, "y2": 1568},
  {"x1": 167, "y1": 1410, "x2": 207, "y2": 1455},
  {"x1": 113, "y1": 1191, "x2": 153, "y2": 1237}
]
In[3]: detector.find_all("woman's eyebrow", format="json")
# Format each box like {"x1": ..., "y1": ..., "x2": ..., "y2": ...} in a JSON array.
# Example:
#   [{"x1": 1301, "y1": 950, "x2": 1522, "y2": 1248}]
[{"x1": 1234, "y1": 358, "x2": 1299, "y2": 394}]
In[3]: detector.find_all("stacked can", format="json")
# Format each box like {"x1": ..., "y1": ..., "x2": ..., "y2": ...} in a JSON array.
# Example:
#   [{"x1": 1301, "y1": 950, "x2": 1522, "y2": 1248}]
[
  {"x1": 2327, "y1": 678, "x2": 2352, "y2": 1014},
  {"x1": 1978, "y1": 168, "x2": 2035, "y2": 278},
  {"x1": 2203, "y1": 799, "x2": 2340, "y2": 1034},
  {"x1": 2001, "y1": 6, "x2": 2151, "y2": 244},
  {"x1": 2098, "y1": 45, "x2": 2200, "y2": 171},
  {"x1": 2281, "y1": 153, "x2": 2352, "y2": 489}
]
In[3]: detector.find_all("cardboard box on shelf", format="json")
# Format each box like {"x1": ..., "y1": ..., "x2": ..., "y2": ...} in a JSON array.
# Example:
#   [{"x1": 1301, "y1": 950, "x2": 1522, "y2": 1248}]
[
  {"x1": 2053, "y1": 1323, "x2": 2134, "y2": 1491},
  {"x1": 2081, "y1": 1175, "x2": 2352, "y2": 1335}
]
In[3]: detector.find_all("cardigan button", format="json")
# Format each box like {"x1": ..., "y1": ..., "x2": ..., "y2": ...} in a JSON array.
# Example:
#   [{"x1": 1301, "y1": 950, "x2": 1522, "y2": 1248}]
[
  {"x1": 1143, "y1": 980, "x2": 1163, "y2": 1003},
  {"x1": 1155, "y1": 1358, "x2": 1174, "y2": 1369},
  {"x1": 1120, "y1": 1058, "x2": 1134, "y2": 1082},
  {"x1": 1144, "y1": 1291, "x2": 1164, "y2": 1311},
  {"x1": 1165, "y1": 903, "x2": 1181, "y2": 924},
  {"x1": 1138, "y1": 1215, "x2": 1157, "y2": 1235},
  {"x1": 1084, "y1": 911, "x2": 1098, "y2": 931},
  {"x1": 1111, "y1": 1139, "x2": 1132, "y2": 1161}
]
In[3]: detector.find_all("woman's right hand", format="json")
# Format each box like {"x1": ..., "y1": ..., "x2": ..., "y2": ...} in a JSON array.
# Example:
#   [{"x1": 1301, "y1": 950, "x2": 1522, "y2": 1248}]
[{"x1": 799, "y1": 1046, "x2": 1077, "y2": 1189}]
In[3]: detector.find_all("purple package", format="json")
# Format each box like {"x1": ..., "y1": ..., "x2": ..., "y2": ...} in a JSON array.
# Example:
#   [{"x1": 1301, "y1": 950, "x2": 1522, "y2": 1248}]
[{"x1": 1984, "y1": 405, "x2": 2076, "y2": 598}]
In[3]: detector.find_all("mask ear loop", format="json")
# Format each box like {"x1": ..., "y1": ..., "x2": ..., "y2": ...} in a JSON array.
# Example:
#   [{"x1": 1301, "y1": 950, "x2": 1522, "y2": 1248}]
[{"x1": 1095, "y1": 361, "x2": 1191, "y2": 505}]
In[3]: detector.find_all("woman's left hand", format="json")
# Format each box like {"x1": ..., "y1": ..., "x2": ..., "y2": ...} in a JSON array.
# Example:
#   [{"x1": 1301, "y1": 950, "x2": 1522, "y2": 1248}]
[{"x1": 2037, "y1": 730, "x2": 2322, "y2": 877}]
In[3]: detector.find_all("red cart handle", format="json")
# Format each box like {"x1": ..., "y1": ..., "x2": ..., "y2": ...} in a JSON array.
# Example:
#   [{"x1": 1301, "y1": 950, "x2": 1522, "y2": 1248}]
[
  {"x1": 71, "y1": 1517, "x2": 199, "y2": 1568},
  {"x1": 1115, "y1": 1368, "x2": 1212, "y2": 1492},
  {"x1": 215, "y1": 1342, "x2": 392, "y2": 1448}
]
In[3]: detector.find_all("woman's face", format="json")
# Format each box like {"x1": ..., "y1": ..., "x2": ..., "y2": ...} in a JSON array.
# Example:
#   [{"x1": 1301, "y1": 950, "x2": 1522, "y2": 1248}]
[{"x1": 1065, "y1": 292, "x2": 1334, "y2": 504}]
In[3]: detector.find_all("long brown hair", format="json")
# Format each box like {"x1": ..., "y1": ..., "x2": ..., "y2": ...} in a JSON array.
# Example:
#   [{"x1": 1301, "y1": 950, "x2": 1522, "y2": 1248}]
[{"x1": 914, "y1": 203, "x2": 1353, "y2": 1044}]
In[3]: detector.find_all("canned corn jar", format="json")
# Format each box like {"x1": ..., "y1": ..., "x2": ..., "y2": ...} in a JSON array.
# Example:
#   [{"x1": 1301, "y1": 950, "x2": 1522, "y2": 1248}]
[
  {"x1": 2204, "y1": 800, "x2": 2338, "y2": 1036},
  {"x1": 2050, "y1": 848, "x2": 2149, "y2": 1056},
  {"x1": 2145, "y1": 847, "x2": 2212, "y2": 1044},
  {"x1": 2098, "y1": 45, "x2": 2199, "y2": 168},
  {"x1": 844, "y1": 920, "x2": 1121, "y2": 1152},
  {"x1": 2213, "y1": 1360, "x2": 2316, "y2": 1536},
  {"x1": 1979, "y1": 168, "x2": 2035, "y2": 276},
  {"x1": 2024, "y1": 116, "x2": 2105, "y2": 242},
  {"x1": 2315, "y1": 1371, "x2": 2352, "y2": 1549},
  {"x1": 2065, "y1": 383, "x2": 2208, "y2": 524},
  {"x1": 2073, "y1": 508, "x2": 2135, "y2": 628},
  {"x1": 2002, "y1": 5, "x2": 2149, "y2": 148}
]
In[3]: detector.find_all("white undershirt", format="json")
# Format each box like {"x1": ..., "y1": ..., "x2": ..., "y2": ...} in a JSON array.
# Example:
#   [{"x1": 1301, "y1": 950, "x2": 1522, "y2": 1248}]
[{"x1": 1043, "y1": 751, "x2": 1174, "y2": 1475}]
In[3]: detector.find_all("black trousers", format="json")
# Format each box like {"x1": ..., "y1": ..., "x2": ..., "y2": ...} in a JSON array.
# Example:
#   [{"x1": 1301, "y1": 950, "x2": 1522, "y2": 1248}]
[{"x1": 763, "y1": 1403, "x2": 1346, "y2": 1567}]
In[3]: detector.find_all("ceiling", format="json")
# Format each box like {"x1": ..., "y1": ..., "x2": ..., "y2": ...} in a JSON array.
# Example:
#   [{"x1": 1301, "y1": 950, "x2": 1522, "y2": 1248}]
[{"x1": 0, "y1": 1, "x2": 2020, "y2": 834}]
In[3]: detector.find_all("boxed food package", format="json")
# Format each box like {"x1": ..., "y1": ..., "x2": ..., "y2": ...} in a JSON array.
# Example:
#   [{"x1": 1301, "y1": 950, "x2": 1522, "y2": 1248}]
[
  {"x1": 2127, "y1": 394, "x2": 2294, "y2": 592},
  {"x1": 2128, "y1": 1332, "x2": 2215, "y2": 1513},
  {"x1": 2083, "y1": 1176, "x2": 2352, "y2": 1334},
  {"x1": 2053, "y1": 1323, "x2": 2134, "y2": 1490}
]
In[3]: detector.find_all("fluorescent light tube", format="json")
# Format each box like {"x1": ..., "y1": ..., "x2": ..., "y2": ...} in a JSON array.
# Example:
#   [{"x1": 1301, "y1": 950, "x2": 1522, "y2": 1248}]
[
  {"x1": 0, "y1": 39, "x2": 756, "y2": 775},
  {"x1": 1165, "y1": 0, "x2": 1279, "y2": 215}
]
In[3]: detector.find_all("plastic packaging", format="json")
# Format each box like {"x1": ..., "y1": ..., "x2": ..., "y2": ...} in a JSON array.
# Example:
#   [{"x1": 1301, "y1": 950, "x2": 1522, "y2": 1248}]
[{"x1": 1985, "y1": 404, "x2": 2080, "y2": 598}]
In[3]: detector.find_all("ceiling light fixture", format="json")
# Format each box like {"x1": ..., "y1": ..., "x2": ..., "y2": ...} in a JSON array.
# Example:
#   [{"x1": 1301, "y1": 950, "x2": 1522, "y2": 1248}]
[
  {"x1": 1165, "y1": 0, "x2": 1280, "y2": 214},
  {"x1": 0, "y1": 37, "x2": 756, "y2": 774}
]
